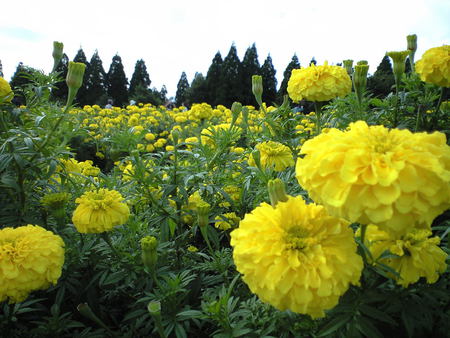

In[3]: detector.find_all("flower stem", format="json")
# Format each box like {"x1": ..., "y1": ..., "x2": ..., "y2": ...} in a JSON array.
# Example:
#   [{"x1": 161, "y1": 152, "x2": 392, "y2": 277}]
[{"x1": 314, "y1": 102, "x2": 324, "y2": 134}]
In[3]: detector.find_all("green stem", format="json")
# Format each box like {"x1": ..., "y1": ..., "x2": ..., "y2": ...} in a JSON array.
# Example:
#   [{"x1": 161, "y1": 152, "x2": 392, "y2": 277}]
[
  {"x1": 153, "y1": 315, "x2": 167, "y2": 338},
  {"x1": 101, "y1": 232, "x2": 121, "y2": 259},
  {"x1": 414, "y1": 105, "x2": 422, "y2": 132},
  {"x1": 200, "y1": 225, "x2": 214, "y2": 255},
  {"x1": 431, "y1": 87, "x2": 447, "y2": 130},
  {"x1": 314, "y1": 102, "x2": 324, "y2": 134}
]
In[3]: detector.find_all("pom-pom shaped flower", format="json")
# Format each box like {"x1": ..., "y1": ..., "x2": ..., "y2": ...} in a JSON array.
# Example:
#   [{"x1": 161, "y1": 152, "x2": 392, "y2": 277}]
[
  {"x1": 0, "y1": 225, "x2": 65, "y2": 303},
  {"x1": 72, "y1": 189, "x2": 130, "y2": 233},
  {"x1": 249, "y1": 141, "x2": 294, "y2": 171},
  {"x1": 296, "y1": 121, "x2": 450, "y2": 236},
  {"x1": 230, "y1": 196, "x2": 363, "y2": 318},
  {"x1": 416, "y1": 45, "x2": 450, "y2": 87},
  {"x1": 0, "y1": 76, "x2": 14, "y2": 103},
  {"x1": 362, "y1": 225, "x2": 447, "y2": 287},
  {"x1": 287, "y1": 62, "x2": 352, "y2": 102}
]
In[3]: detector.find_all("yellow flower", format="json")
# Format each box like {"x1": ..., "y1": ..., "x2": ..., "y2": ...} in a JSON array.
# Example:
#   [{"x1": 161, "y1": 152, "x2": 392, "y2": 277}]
[
  {"x1": 296, "y1": 121, "x2": 450, "y2": 236},
  {"x1": 362, "y1": 225, "x2": 447, "y2": 287},
  {"x1": 0, "y1": 77, "x2": 13, "y2": 102},
  {"x1": 416, "y1": 45, "x2": 450, "y2": 87},
  {"x1": 72, "y1": 189, "x2": 130, "y2": 233},
  {"x1": 214, "y1": 212, "x2": 241, "y2": 231},
  {"x1": 187, "y1": 245, "x2": 198, "y2": 252},
  {"x1": 249, "y1": 141, "x2": 294, "y2": 171},
  {"x1": 230, "y1": 196, "x2": 363, "y2": 318},
  {"x1": 287, "y1": 62, "x2": 351, "y2": 102},
  {"x1": 0, "y1": 225, "x2": 65, "y2": 303}
]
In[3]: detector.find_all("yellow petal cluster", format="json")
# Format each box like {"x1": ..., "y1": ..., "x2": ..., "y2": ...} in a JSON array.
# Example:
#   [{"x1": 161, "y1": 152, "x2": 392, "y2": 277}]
[
  {"x1": 230, "y1": 196, "x2": 363, "y2": 318},
  {"x1": 0, "y1": 76, "x2": 13, "y2": 102},
  {"x1": 0, "y1": 225, "x2": 65, "y2": 303},
  {"x1": 296, "y1": 121, "x2": 450, "y2": 236},
  {"x1": 249, "y1": 141, "x2": 294, "y2": 171},
  {"x1": 72, "y1": 189, "x2": 130, "y2": 233},
  {"x1": 416, "y1": 45, "x2": 450, "y2": 87},
  {"x1": 363, "y1": 225, "x2": 447, "y2": 287},
  {"x1": 287, "y1": 62, "x2": 352, "y2": 102}
]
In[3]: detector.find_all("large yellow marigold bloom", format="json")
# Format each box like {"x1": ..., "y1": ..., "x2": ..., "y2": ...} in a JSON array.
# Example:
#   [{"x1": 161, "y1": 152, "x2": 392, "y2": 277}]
[
  {"x1": 249, "y1": 141, "x2": 294, "y2": 171},
  {"x1": 362, "y1": 225, "x2": 447, "y2": 287},
  {"x1": 72, "y1": 189, "x2": 130, "y2": 233},
  {"x1": 415, "y1": 45, "x2": 450, "y2": 87},
  {"x1": 0, "y1": 76, "x2": 13, "y2": 102},
  {"x1": 230, "y1": 196, "x2": 363, "y2": 318},
  {"x1": 296, "y1": 121, "x2": 450, "y2": 236},
  {"x1": 287, "y1": 62, "x2": 352, "y2": 102},
  {"x1": 0, "y1": 225, "x2": 65, "y2": 303}
]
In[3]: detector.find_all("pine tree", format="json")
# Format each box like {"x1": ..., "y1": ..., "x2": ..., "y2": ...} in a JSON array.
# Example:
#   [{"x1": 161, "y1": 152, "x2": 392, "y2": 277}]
[
  {"x1": 367, "y1": 55, "x2": 395, "y2": 98},
  {"x1": 309, "y1": 57, "x2": 317, "y2": 66},
  {"x1": 241, "y1": 43, "x2": 261, "y2": 105},
  {"x1": 107, "y1": 54, "x2": 129, "y2": 107},
  {"x1": 51, "y1": 53, "x2": 69, "y2": 103},
  {"x1": 277, "y1": 54, "x2": 300, "y2": 103},
  {"x1": 260, "y1": 54, "x2": 277, "y2": 105},
  {"x1": 129, "y1": 59, "x2": 151, "y2": 98},
  {"x1": 175, "y1": 72, "x2": 190, "y2": 106},
  {"x1": 9, "y1": 62, "x2": 36, "y2": 105},
  {"x1": 73, "y1": 48, "x2": 90, "y2": 106},
  {"x1": 221, "y1": 44, "x2": 242, "y2": 107},
  {"x1": 186, "y1": 72, "x2": 208, "y2": 106},
  {"x1": 85, "y1": 50, "x2": 108, "y2": 106},
  {"x1": 205, "y1": 52, "x2": 223, "y2": 106},
  {"x1": 159, "y1": 85, "x2": 168, "y2": 104}
]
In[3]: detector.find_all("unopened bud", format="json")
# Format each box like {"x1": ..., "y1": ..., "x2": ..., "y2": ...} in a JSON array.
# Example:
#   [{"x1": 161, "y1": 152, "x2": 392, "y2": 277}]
[
  {"x1": 196, "y1": 201, "x2": 210, "y2": 228},
  {"x1": 252, "y1": 75, "x2": 263, "y2": 103},
  {"x1": 386, "y1": 51, "x2": 410, "y2": 82},
  {"x1": 66, "y1": 61, "x2": 86, "y2": 92},
  {"x1": 141, "y1": 236, "x2": 158, "y2": 271},
  {"x1": 407, "y1": 34, "x2": 417, "y2": 53},
  {"x1": 52, "y1": 41, "x2": 64, "y2": 72},
  {"x1": 268, "y1": 179, "x2": 288, "y2": 207},
  {"x1": 342, "y1": 59, "x2": 353, "y2": 76}
]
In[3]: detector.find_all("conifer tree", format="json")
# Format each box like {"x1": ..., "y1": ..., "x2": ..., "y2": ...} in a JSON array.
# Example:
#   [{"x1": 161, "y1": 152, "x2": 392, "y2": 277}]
[
  {"x1": 277, "y1": 54, "x2": 300, "y2": 103},
  {"x1": 9, "y1": 62, "x2": 36, "y2": 105},
  {"x1": 309, "y1": 57, "x2": 317, "y2": 66},
  {"x1": 205, "y1": 52, "x2": 223, "y2": 106},
  {"x1": 241, "y1": 43, "x2": 261, "y2": 105},
  {"x1": 51, "y1": 53, "x2": 69, "y2": 103},
  {"x1": 107, "y1": 54, "x2": 129, "y2": 107},
  {"x1": 367, "y1": 55, "x2": 395, "y2": 98},
  {"x1": 85, "y1": 50, "x2": 108, "y2": 106},
  {"x1": 129, "y1": 59, "x2": 151, "y2": 98},
  {"x1": 73, "y1": 48, "x2": 90, "y2": 106},
  {"x1": 221, "y1": 44, "x2": 242, "y2": 108},
  {"x1": 260, "y1": 54, "x2": 277, "y2": 105},
  {"x1": 175, "y1": 72, "x2": 190, "y2": 106},
  {"x1": 186, "y1": 72, "x2": 207, "y2": 106}
]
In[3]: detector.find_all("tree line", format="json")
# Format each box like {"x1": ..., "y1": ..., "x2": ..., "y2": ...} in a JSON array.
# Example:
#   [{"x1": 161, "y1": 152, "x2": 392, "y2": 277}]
[{"x1": 7, "y1": 43, "x2": 399, "y2": 108}]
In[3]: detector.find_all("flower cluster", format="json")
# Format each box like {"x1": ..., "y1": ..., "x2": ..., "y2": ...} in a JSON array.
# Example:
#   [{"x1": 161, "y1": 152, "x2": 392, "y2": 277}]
[
  {"x1": 287, "y1": 62, "x2": 352, "y2": 102},
  {"x1": 230, "y1": 196, "x2": 363, "y2": 318},
  {"x1": 415, "y1": 45, "x2": 450, "y2": 87},
  {"x1": 0, "y1": 225, "x2": 65, "y2": 303},
  {"x1": 296, "y1": 121, "x2": 450, "y2": 236}
]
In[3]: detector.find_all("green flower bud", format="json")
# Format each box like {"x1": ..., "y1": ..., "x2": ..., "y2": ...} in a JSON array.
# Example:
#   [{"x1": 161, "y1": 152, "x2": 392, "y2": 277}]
[
  {"x1": 66, "y1": 61, "x2": 86, "y2": 92},
  {"x1": 268, "y1": 179, "x2": 288, "y2": 207},
  {"x1": 353, "y1": 63, "x2": 369, "y2": 107},
  {"x1": 231, "y1": 101, "x2": 242, "y2": 125},
  {"x1": 147, "y1": 301, "x2": 161, "y2": 316},
  {"x1": 52, "y1": 41, "x2": 64, "y2": 72},
  {"x1": 196, "y1": 201, "x2": 210, "y2": 228},
  {"x1": 171, "y1": 129, "x2": 180, "y2": 145},
  {"x1": 252, "y1": 75, "x2": 263, "y2": 103},
  {"x1": 386, "y1": 50, "x2": 410, "y2": 81},
  {"x1": 407, "y1": 34, "x2": 417, "y2": 53},
  {"x1": 141, "y1": 236, "x2": 158, "y2": 271},
  {"x1": 342, "y1": 59, "x2": 353, "y2": 76},
  {"x1": 356, "y1": 60, "x2": 368, "y2": 66}
]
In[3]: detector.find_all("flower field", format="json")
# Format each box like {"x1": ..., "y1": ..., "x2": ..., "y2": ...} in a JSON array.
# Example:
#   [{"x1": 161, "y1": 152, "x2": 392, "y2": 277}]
[{"x1": 0, "y1": 39, "x2": 449, "y2": 337}]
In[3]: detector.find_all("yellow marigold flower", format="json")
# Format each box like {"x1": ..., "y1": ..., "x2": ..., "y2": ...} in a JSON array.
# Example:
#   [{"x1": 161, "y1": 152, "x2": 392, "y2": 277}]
[
  {"x1": 214, "y1": 212, "x2": 241, "y2": 231},
  {"x1": 287, "y1": 62, "x2": 352, "y2": 102},
  {"x1": 72, "y1": 189, "x2": 130, "y2": 233},
  {"x1": 416, "y1": 45, "x2": 450, "y2": 87},
  {"x1": 0, "y1": 76, "x2": 14, "y2": 102},
  {"x1": 362, "y1": 225, "x2": 447, "y2": 287},
  {"x1": 0, "y1": 225, "x2": 65, "y2": 303},
  {"x1": 296, "y1": 121, "x2": 450, "y2": 236},
  {"x1": 249, "y1": 141, "x2": 294, "y2": 171},
  {"x1": 230, "y1": 196, "x2": 363, "y2": 318},
  {"x1": 145, "y1": 133, "x2": 156, "y2": 141},
  {"x1": 187, "y1": 245, "x2": 198, "y2": 252}
]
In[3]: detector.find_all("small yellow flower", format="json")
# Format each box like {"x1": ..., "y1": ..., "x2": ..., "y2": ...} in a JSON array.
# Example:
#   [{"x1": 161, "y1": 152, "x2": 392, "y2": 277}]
[{"x1": 249, "y1": 141, "x2": 294, "y2": 171}]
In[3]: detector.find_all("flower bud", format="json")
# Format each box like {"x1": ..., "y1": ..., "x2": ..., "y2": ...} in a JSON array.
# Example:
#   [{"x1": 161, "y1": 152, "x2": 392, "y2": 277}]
[
  {"x1": 342, "y1": 59, "x2": 353, "y2": 76},
  {"x1": 171, "y1": 129, "x2": 180, "y2": 145},
  {"x1": 52, "y1": 41, "x2": 64, "y2": 72},
  {"x1": 66, "y1": 61, "x2": 86, "y2": 92},
  {"x1": 386, "y1": 51, "x2": 410, "y2": 82},
  {"x1": 268, "y1": 179, "x2": 288, "y2": 207},
  {"x1": 196, "y1": 201, "x2": 210, "y2": 228},
  {"x1": 252, "y1": 75, "x2": 263, "y2": 103},
  {"x1": 141, "y1": 236, "x2": 158, "y2": 271},
  {"x1": 250, "y1": 149, "x2": 261, "y2": 169},
  {"x1": 407, "y1": 34, "x2": 417, "y2": 53},
  {"x1": 231, "y1": 101, "x2": 242, "y2": 126},
  {"x1": 147, "y1": 301, "x2": 161, "y2": 316},
  {"x1": 353, "y1": 63, "x2": 369, "y2": 107}
]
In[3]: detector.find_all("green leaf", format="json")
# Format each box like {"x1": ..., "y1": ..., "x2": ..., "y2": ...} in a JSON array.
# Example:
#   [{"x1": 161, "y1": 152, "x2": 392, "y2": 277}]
[
  {"x1": 317, "y1": 313, "x2": 353, "y2": 337},
  {"x1": 359, "y1": 304, "x2": 396, "y2": 326}
]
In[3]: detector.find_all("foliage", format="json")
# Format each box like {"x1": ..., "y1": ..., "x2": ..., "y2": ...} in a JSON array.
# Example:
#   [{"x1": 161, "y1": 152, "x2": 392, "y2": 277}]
[
  {"x1": 107, "y1": 54, "x2": 129, "y2": 107},
  {"x1": 175, "y1": 72, "x2": 190, "y2": 107}
]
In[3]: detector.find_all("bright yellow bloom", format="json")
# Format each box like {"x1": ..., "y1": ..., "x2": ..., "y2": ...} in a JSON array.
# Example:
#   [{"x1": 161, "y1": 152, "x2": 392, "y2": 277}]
[
  {"x1": 296, "y1": 121, "x2": 450, "y2": 236},
  {"x1": 214, "y1": 212, "x2": 241, "y2": 230},
  {"x1": 0, "y1": 225, "x2": 65, "y2": 303},
  {"x1": 287, "y1": 62, "x2": 351, "y2": 102},
  {"x1": 230, "y1": 196, "x2": 363, "y2": 318},
  {"x1": 416, "y1": 45, "x2": 450, "y2": 87},
  {"x1": 72, "y1": 189, "x2": 130, "y2": 233},
  {"x1": 249, "y1": 141, "x2": 294, "y2": 171},
  {"x1": 362, "y1": 225, "x2": 447, "y2": 287},
  {"x1": 0, "y1": 77, "x2": 13, "y2": 102}
]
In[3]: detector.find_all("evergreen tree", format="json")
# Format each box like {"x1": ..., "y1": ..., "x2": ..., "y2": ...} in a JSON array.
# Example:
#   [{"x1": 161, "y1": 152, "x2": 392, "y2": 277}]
[
  {"x1": 260, "y1": 54, "x2": 277, "y2": 105},
  {"x1": 186, "y1": 72, "x2": 208, "y2": 106},
  {"x1": 9, "y1": 62, "x2": 36, "y2": 105},
  {"x1": 240, "y1": 43, "x2": 261, "y2": 105},
  {"x1": 85, "y1": 50, "x2": 108, "y2": 106},
  {"x1": 277, "y1": 54, "x2": 300, "y2": 103},
  {"x1": 309, "y1": 57, "x2": 317, "y2": 66},
  {"x1": 175, "y1": 72, "x2": 190, "y2": 106},
  {"x1": 367, "y1": 55, "x2": 395, "y2": 98},
  {"x1": 160, "y1": 85, "x2": 168, "y2": 104},
  {"x1": 205, "y1": 52, "x2": 223, "y2": 106},
  {"x1": 107, "y1": 54, "x2": 129, "y2": 107},
  {"x1": 0, "y1": 60, "x2": 3, "y2": 77},
  {"x1": 129, "y1": 59, "x2": 151, "y2": 98},
  {"x1": 73, "y1": 48, "x2": 90, "y2": 106},
  {"x1": 51, "y1": 53, "x2": 69, "y2": 103},
  {"x1": 221, "y1": 44, "x2": 242, "y2": 108}
]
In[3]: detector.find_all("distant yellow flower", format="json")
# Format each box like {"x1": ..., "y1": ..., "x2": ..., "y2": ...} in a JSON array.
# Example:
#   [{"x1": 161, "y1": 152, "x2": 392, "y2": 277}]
[
  {"x1": 187, "y1": 245, "x2": 198, "y2": 252},
  {"x1": 296, "y1": 121, "x2": 450, "y2": 236},
  {"x1": 249, "y1": 141, "x2": 294, "y2": 171},
  {"x1": 72, "y1": 189, "x2": 130, "y2": 233},
  {"x1": 0, "y1": 225, "x2": 65, "y2": 303},
  {"x1": 362, "y1": 225, "x2": 447, "y2": 287},
  {"x1": 287, "y1": 62, "x2": 351, "y2": 102},
  {"x1": 416, "y1": 45, "x2": 450, "y2": 87},
  {"x1": 230, "y1": 196, "x2": 363, "y2": 318},
  {"x1": 0, "y1": 77, "x2": 13, "y2": 102},
  {"x1": 214, "y1": 212, "x2": 241, "y2": 230}
]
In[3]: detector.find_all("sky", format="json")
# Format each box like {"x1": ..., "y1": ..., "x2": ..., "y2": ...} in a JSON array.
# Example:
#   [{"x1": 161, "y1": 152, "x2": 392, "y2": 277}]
[{"x1": 1, "y1": 0, "x2": 449, "y2": 99}]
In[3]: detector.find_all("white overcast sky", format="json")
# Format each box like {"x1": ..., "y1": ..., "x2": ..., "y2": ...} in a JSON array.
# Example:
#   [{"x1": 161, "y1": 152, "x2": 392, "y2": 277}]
[{"x1": 1, "y1": 0, "x2": 449, "y2": 98}]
